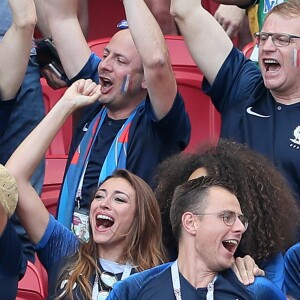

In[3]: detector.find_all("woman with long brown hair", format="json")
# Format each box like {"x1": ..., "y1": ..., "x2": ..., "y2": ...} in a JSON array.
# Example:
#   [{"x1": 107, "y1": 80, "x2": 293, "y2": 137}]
[
  {"x1": 50, "y1": 169, "x2": 164, "y2": 299},
  {"x1": 6, "y1": 79, "x2": 166, "y2": 299}
]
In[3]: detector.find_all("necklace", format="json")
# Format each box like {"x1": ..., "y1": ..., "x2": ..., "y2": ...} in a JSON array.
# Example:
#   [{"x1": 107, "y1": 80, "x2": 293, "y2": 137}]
[{"x1": 92, "y1": 260, "x2": 133, "y2": 300}]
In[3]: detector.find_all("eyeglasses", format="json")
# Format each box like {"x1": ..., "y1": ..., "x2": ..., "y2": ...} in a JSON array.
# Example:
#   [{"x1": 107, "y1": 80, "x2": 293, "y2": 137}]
[
  {"x1": 254, "y1": 32, "x2": 300, "y2": 47},
  {"x1": 195, "y1": 210, "x2": 248, "y2": 230}
]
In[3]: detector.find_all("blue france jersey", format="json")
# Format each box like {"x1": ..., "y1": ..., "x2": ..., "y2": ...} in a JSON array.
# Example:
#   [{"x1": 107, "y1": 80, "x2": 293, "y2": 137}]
[
  {"x1": 107, "y1": 263, "x2": 285, "y2": 300},
  {"x1": 284, "y1": 242, "x2": 300, "y2": 299},
  {"x1": 203, "y1": 47, "x2": 300, "y2": 203}
]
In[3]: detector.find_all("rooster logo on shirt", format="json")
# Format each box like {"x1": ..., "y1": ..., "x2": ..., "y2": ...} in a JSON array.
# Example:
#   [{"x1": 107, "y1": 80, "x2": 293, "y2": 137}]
[{"x1": 290, "y1": 126, "x2": 300, "y2": 150}]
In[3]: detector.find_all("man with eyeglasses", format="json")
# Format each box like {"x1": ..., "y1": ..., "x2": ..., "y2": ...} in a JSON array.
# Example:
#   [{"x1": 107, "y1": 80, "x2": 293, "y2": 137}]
[
  {"x1": 170, "y1": 0, "x2": 300, "y2": 211},
  {"x1": 106, "y1": 176, "x2": 285, "y2": 299}
]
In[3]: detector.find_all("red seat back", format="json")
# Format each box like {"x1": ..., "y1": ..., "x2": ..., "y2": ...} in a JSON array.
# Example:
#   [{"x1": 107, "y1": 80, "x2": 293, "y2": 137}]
[
  {"x1": 164, "y1": 36, "x2": 220, "y2": 151},
  {"x1": 86, "y1": 0, "x2": 219, "y2": 41},
  {"x1": 41, "y1": 78, "x2": 71, "y2": 157},
  {"x1": 242, "y1": 41, "x2": 255, "y2": 59},
  {"x1": 87, "y1": 0, "x2": 125, "y2": 41},
  {"x1": 40, "y1": 78, "x2": 70, "y2": 215},
  {"x1": 33, "y1": 256, "x2": 48, "y2": 299},
  {"x1": 16, "y1": 261, "x2": 45, "y2": 300}
]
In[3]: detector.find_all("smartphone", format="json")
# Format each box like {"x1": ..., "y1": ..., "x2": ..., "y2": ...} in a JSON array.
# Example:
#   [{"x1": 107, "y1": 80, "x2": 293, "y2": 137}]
[
  {"x1": 45, "y1": 63, "x2": 64, "y2": 80},
  {"x1": 35, "y1": 38, "x2": 66, "y2": 79}
]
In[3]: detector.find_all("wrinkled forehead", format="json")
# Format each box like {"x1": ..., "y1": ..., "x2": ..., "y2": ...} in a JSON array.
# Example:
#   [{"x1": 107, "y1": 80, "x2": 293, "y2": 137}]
[{"x1": 107, "y1": 29, "x2": 142, "y2": 65}]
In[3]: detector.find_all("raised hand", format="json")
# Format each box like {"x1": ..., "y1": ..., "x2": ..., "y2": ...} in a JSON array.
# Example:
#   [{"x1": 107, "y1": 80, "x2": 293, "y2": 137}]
[{"x1": 61, "y1": 79, "x2": 101, "y2": 110}]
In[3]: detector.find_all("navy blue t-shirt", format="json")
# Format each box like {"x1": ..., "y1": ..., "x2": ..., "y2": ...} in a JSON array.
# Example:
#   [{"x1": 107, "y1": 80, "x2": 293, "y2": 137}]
[
  {"x1": 81, "y1": 116, "x2": 126, "y2": 207},
  {"x1": 284, "y1": 242, "x2": 300, "y2": 299},
  {"x1": 203, "y1": 47, "x2": 300, "y2": 203},
  {"x1": 0, "y1": 98, "x2": 15, "y2": 136},
  {"x1": 108, "y1": 262, "x2": 285, "y2": 300},
  {"x1": 0, "y1": 221, "x2": 27, "y2": 300},
  {"x1": 58, "y1": 52, "x2": 190, "y2": 214},
  {"x1": 36, "y1": 216, "x2": 138, "y2": 299},
  {"x1": 136, "y1": 267, "x2": 251, "y2": 300}
]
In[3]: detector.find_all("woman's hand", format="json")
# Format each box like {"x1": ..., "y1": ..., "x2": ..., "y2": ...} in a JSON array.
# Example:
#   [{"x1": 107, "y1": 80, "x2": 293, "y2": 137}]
[{"x1": 232, "y1": 255, "x2": 265, "y2": 285}]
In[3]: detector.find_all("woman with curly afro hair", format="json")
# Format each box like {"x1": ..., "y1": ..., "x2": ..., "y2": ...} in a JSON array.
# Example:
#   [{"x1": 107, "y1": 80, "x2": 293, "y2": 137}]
[{"x1": 155, "y1": 139, "x2": 299, "y2": 289}]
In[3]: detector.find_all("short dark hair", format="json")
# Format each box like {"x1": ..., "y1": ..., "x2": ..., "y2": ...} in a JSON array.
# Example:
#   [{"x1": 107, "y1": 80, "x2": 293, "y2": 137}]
[
  {"x1": 156, "y1": 139, "x2": 299, "y2": 262},
  {"x1": 170, "y1": 176, "x2": 235, "y2": 242}
]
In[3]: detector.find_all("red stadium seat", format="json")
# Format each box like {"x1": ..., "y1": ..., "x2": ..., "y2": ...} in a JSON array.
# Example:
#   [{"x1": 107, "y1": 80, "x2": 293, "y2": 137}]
[
  {"x1": 41, "y1": 180, "x2": 63, "y2": 217},
  {"x1": 41, "y1": 78, "x2": 71, "y2": 156},
  {"x1": 33, "y1": 256, "x2": 48, "y2": 299},
  {"x1": 164, "y1": 36, "x2": 220, "y2": 152},
  {"x1": 87, "y1": 0, "x2": 125, "y2": 40},
  {"x1": 85, "y1": 0, "x2": 219, "y2": 42},
  {"x1": 40, "y1": 78, "x2": 70, "y2": 215},
  {"x1": 242, "y1": 41, "x2": 255, "y2": 59},
  {"x1": 16, "y1": 261, "x2": 45, "y2": 300}
]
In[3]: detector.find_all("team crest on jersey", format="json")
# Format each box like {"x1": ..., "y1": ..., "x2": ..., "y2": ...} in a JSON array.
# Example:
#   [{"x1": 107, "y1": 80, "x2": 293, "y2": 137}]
[
  {"x1": 290, "y1": 126, "x2": 300, "y2": 150},
  {"x1": 57, "y1": 270, "x2": 78, "y2": 298},
  {"x1": 263, "y1": 0, "x2": 285, "y2": 14}
]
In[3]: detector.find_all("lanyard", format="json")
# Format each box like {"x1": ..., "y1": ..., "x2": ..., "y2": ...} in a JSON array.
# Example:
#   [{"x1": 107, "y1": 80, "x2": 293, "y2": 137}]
[
  {"x1": 120, "y1": 261, "x2": 133, "y2": 280},
  {"x1": 171, "y1": 260, "x2": 217, "y2": 300},
  {"x1": 75, "y1": 101, "x2": 145, "y2": 207}
]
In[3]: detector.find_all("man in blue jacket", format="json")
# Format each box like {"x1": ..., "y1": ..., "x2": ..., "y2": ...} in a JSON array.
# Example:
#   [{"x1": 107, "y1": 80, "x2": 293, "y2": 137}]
[
  {"x1": 171, "y1": 0, "x2": 300, "y2": 207},
  {"x1": 107, "y1": 176, "x2": 285, "y2": 299},
  {"x1": 43, "y1": 0, "x2": 191, "y2": 233}
]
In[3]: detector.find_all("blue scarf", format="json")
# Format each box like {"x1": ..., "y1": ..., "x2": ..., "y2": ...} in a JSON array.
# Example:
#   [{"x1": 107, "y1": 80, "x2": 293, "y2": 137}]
[{"x1": 57, "y1": 102, "x2": 145, "y2": 228}]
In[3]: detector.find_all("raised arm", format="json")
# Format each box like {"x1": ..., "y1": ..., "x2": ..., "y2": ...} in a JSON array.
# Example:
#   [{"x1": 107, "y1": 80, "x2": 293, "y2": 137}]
[
  {"x1": 123, "y1": 0, "x2": 177, "y2": 120},
  {"x1": 5, "y1": 80, "x2": 101, "y2": 245},
  {"x1": 43, "y1": 0, "x2": 91, "y2": 79},
  {"x1": 0, "y1": 0, "x2": 36, "y2": 100},
  {"x1": 34, "y1": 0, "x2": 89, "y2": 39},
  {"x1": 170, "y1": 0, "x2": 233, "y2": 84}
]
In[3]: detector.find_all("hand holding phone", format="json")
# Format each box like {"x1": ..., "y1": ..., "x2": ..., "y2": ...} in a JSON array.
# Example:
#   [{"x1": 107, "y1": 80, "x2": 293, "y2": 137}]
[{"x1": 35, "y1": 38, "x2": 67, "y2": 80}]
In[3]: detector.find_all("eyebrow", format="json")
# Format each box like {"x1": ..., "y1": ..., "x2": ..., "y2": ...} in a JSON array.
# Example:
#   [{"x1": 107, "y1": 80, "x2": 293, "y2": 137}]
[
  {"x1": 220, "y1": 210, "x2": 243, "y2": 215},
  {"x1": 103, "y1": 47, "x2": 128, "y2": 61},
  {"x1": 97, "y1": 188, "x2": 130, "y2": 198}
]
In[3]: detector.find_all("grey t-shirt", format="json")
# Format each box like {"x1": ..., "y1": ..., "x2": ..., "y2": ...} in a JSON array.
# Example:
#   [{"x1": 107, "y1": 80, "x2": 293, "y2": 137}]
[
  {"x1": 0, "y1": 0, "x2": 12, "y2": 38},
  {"x1": 0, "y1": 0, "x2": 36, "y2": 54}
]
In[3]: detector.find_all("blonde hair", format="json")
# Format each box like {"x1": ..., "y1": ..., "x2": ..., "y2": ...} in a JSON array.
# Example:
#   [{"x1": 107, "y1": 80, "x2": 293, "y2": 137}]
[{"x1": 265, "y1": 0, "x2": 300, "y2": 20}]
